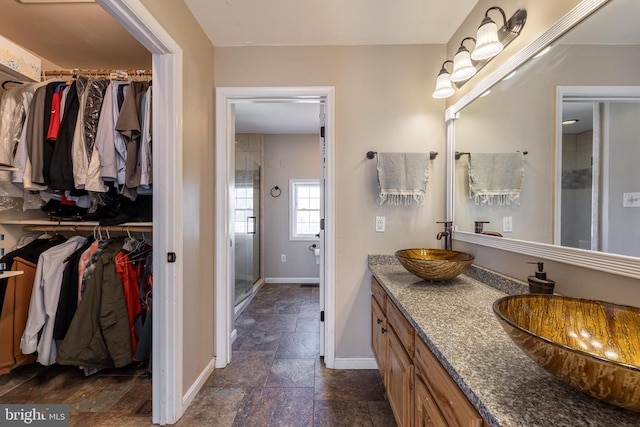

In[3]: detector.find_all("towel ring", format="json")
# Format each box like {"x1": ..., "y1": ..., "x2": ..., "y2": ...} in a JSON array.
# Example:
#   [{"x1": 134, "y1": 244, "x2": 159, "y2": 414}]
[{"x1": 270, "y1": 186, "x2": 281, "y2": 198}]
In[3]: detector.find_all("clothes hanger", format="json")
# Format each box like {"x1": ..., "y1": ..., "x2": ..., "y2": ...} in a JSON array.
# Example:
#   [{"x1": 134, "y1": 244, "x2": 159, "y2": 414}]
[{"x1": 1, "y1": 80, "x2": 25, "y2": 90}]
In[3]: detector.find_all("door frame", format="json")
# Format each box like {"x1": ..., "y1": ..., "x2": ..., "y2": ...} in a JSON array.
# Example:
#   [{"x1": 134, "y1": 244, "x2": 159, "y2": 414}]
[
  {"x1": 215, "y1": 86, "x2": 336, "y2": 368},
  {"x1": 98, "y1": 0, "x2": 184, "y2": 424}
]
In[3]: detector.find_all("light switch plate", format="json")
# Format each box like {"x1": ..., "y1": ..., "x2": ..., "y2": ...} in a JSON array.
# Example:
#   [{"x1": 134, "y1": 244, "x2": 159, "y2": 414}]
[
  {"x1": 503, "y1": 216, "x2": 513, "y2": 232},
  {"x1": 623, "y1": 192, "x2": 640, "y2": 207},
  {"x1": 375, "y1": 216, "x2": 385, "y2": 232}
]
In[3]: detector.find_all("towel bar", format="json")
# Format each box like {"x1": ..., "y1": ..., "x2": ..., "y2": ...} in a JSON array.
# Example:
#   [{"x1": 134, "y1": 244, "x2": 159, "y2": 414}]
[
  {"x1": 455, "y1": 150, "x2": 528, "y2": 160},
  {"x1": 367, "y1": 151, "x2": 438, "y2": 160}
]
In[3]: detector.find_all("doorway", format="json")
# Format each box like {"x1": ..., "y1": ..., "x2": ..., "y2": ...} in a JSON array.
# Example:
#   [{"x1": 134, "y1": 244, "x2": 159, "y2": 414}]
[
  {"x1": 556, "y1": 86, "x2": 640, "y2": 258},
  {"x1": 215, "y1": 87, "x2": 336, "y2": 369}
]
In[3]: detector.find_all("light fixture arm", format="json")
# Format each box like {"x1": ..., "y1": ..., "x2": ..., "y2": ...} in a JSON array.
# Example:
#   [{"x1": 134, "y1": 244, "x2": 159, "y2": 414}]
[
  {"x1": 483, "y1": 6, "x2": 507, "y2": 28},
  {"x1": 458, "y1": 37, "x2": 476, "y2": 53},
  {"x1": 438, "y1": 60, "x2": 454, "y2": 76}
]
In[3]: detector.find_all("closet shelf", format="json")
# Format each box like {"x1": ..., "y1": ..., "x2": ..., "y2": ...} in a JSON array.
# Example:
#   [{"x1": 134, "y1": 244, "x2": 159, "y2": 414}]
[
  {"x1": 0, "y1": 271, "x2": 24, "y2": 279},
  {"x1": 0, "y1": 220, "x2": 152, "y2": 233}
]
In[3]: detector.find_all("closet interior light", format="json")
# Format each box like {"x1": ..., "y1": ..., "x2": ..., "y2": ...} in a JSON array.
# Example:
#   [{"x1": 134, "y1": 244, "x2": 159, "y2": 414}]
[
  {"x1": 432, "y1": 60, "x2": 455, "y2": 99},
  {"x1": 451, "y1": 37, "x2": 477, "y2": 83},
  {"x1": 431, "y1": 7, "x2": 526, "y2": 99}
]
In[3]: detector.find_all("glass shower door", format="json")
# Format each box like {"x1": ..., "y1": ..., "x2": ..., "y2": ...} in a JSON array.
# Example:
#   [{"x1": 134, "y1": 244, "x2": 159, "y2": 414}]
[{"x1": 234, "y1": 152, "x2": 261, "y2": 305}]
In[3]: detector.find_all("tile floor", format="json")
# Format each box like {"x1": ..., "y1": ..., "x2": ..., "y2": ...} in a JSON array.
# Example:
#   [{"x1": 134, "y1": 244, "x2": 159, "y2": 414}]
[{"x1": 0, "y1": 283, "x2": 396, "y2": 426}]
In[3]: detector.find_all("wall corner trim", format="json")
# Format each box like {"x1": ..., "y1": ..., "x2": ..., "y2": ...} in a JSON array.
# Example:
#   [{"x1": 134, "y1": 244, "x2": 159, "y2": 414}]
[{"x1": 182, "y1": 357, "x2": 216, "y2": 411}]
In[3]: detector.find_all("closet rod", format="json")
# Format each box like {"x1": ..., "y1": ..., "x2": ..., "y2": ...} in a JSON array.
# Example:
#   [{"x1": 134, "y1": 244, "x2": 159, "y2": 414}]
[
  {"x1": 23, "y1": 225, "x2": 152, "y2": 233},
  {"x1": 42, "y1": 69, "x2": 152, "y2": 78}
]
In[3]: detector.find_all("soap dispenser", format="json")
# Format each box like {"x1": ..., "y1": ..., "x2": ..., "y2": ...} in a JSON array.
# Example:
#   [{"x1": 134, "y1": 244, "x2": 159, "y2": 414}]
[{"x1": 526, "y1": 262, "x2": 555, "y2": 294}]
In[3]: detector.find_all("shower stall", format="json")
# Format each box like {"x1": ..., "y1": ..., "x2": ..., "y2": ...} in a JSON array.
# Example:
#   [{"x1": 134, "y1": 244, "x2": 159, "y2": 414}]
[{"x1": 234, "y1": 151, "x2": 261, "y2": 305}]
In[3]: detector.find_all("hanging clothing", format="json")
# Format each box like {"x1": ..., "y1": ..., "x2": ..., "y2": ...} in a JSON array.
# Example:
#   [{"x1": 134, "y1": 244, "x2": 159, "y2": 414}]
[
  {"x1": 49, "y1": 81, "x2": 79, "y2": 190},
  {"x1": 116, "y1": 81, "x2": 149, "y2": 200},
  {"x1": 114, "y1": 250, "x2": 142, "y2": 354},
  {"x1": 52, "y1": 236, "x2": 95, "y2": 341},
  {"x1": 0, "y1": 258, "x2": 38, "y2": 374},
  {"x1": 57, "y1": 238, "x2": 132, "y2": 369},
  {"x1": 20, "y1": 235, "x2": 87, "y2": 366},
  {"x1": 0, "y1": 235, "x2": 67, "y2": 312}
]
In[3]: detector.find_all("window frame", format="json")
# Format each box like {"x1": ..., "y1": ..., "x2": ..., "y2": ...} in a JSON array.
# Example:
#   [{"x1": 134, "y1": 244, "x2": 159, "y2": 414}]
[{"x1": 289, "y1": 178, "x2": 321, "y2": 241}]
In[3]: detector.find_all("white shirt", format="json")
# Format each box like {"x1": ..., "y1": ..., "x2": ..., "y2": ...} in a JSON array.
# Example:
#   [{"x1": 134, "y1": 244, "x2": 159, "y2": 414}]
[{"x1": 21, "y1": 236, "x2": 87, "y2": 365}]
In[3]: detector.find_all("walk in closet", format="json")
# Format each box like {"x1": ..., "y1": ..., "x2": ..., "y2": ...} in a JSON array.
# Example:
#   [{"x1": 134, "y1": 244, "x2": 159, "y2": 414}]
[{"x1": 0, "y1": 1, "x2": 156, "y2": 421}]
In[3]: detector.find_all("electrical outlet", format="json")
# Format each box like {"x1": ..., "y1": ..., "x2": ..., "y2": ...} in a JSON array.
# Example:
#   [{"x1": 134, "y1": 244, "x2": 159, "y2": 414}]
[
  {"x1": 375, "y1": 216, "x2": 385, "y2": 232},
  {"x1": 281, "y1": 254, "x2": 286, "y2": 262},
  {"x1": 623, "y1": 192, "x2": 640, "y2": 207},
  {"x1": 503, "y1": 216, "x2": 513, "y2": 233}
]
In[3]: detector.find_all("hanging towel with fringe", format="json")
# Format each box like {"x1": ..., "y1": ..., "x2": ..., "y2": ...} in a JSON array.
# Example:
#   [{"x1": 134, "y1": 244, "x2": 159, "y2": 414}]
[
  {"x1": 376, "y1": 153, "x2": 429, "y2": 206},
  {"x1": 468, "y1": 152, "x2": 524, "y2": 205}
]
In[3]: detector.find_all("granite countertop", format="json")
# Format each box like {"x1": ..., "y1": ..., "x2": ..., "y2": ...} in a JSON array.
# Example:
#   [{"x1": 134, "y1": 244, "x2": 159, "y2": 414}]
[{"x1": 368, "y1": 256, "x2": 640, "y2": 427}]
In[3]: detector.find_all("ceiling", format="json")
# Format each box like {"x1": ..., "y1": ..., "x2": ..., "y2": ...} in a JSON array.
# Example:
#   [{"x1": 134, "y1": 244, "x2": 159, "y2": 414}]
[
  {"x1": 235, "y1": 102, "x2": 321, "y2": 134},
  {"x1": 184, "y1": 0, "x2": 480, "y2": 47},
  {"x1": 0, "y1": 1, "x2": 150, "y2": 71}
]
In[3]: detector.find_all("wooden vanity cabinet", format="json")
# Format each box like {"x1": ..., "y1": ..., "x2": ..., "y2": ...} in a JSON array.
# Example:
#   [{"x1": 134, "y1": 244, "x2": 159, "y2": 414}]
[
  {"x1": 371, "y1": 296, "x2": 387, "y2": 381},
  {"x1": 371, "y1": 276, "x2": 486, "y2": 427},
  {"x1": 386, "y1": 324, "x2": 414, "y2": 427}
]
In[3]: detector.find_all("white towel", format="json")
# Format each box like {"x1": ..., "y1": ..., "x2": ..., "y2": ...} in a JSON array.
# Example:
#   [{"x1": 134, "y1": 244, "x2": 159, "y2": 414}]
[
  {"x1": 376, "y1": 153, "x2": 429, "y2": 206},
  {"x1": 468, "y1": 153, "x2": 524, "y2": 205}
]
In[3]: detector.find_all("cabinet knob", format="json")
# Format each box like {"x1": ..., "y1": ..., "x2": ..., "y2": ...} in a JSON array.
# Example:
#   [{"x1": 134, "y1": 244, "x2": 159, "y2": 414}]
[
  {"x1": 381, "y1": 328, "x2": 388, "y2": 334},
  {"x1": 377, "y1": 318, "x2": 383, "y2": 324}
]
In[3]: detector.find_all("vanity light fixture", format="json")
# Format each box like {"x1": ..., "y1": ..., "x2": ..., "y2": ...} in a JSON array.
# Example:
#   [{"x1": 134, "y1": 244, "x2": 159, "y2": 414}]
[
  {"x1": 431, "y1": 7, "x2": 526, "y2": 99},
  {"x1": 432, "y1": 60, "x2": 455, "y2": 99},
  {"x1": 479, "y1": 90, "x2": 491, "y2": 98},
  {"x1": 472, "y1": 7, "x2": 507, "y2": 60},
  {"x1": 451, "y1": 37, "x2": 477, "y2": 82}
]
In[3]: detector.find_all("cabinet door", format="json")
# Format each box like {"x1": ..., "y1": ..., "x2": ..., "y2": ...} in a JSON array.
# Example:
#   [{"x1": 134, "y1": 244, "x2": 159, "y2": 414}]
[
  {"x1": 386, "y1": 326, "x2": 414, "y2": 427},
  {"x1": 371, "y1": 297, "x2": 387, "y2": 382},
  {"x1": 416, "y1": 371, "x2": 448, "y2": 427}
]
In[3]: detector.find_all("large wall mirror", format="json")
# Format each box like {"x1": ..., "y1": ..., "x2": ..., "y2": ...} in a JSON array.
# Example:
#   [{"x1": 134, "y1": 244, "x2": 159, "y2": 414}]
[{"x1": 449, "y1": 0, "x2": 640, "y2": 279}]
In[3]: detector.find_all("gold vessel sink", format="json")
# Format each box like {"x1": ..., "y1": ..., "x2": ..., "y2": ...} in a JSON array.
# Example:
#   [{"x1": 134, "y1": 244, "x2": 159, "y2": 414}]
[
  {"x1": 395, "y1": 249, "x2": 474, "y2": 281},
  {"x1": 493, "y1": 294, "x2": 640, "y2": 411}
]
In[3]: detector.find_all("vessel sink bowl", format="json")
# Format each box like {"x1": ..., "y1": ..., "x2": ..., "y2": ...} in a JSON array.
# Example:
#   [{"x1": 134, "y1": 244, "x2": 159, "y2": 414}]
[
  {"x1": 395, "y1": 249, "x2": 474, "y2": 281},
  {"x1": 493, "y1": 294, "x2": 640, "y2": 411}
]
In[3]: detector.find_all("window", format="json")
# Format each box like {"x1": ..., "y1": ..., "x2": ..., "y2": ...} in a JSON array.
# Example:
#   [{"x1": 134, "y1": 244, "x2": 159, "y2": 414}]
[
  {"x1": 234, "y1": 185, "x2": 255, "y2": 234},
  {"x1": 290, "y1": 179, "x2": 321, "y2": 240}
]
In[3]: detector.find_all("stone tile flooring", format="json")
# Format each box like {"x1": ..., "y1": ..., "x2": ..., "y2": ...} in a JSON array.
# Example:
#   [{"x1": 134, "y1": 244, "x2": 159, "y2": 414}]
[{"x1": 0, "y1": 283, "x2": 396, "y2": 426}]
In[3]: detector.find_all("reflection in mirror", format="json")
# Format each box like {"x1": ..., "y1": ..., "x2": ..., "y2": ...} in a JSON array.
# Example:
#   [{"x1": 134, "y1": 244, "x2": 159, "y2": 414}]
[{"x1": 453, "y1": 0, "x2": 640, "y2": 260}]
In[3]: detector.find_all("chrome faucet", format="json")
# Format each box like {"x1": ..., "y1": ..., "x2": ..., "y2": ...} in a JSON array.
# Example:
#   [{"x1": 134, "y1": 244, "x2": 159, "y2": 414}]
[{"x1": 436, "y1": 221, "x2": 453, "y2": 250}]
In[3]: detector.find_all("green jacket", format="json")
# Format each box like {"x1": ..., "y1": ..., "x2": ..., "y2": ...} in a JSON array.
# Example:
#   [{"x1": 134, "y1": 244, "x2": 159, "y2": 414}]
[{"x1": 57, "y1": 239, "x2": 132, "y2": 368}]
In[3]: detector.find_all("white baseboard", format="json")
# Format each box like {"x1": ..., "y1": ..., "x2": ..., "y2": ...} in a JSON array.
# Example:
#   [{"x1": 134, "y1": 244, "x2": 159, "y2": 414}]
[
  {"x1": 182, "y1": 356, "x2": 216, "y2": 411},
  {"x1": 332, "y1": 357, "x2": 378, "y2": 369},
  {"x1": 265, "y1": 277, "x2": 320, "y2": 284}
]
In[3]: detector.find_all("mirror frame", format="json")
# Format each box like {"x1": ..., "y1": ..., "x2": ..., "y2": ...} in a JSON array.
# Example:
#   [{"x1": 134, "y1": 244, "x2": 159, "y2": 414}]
[{"x1": 446, "y1": 0, "x2": 640, "y2": 280}]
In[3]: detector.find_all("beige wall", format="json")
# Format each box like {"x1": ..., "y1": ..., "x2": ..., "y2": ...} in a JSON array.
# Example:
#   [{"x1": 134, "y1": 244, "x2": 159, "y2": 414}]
[
  {"x1": 139, "y1": 0, "x2": 216, "y2": 394},
  {"x1": 446, "y1": 0, "x2": 585, "y2": 105},
  {"x1": 263, "y1": 134, "x2": 321, "y2": 280},
  {"x1": 215, "y1": 45, "x2": 448, "y2": 358}
]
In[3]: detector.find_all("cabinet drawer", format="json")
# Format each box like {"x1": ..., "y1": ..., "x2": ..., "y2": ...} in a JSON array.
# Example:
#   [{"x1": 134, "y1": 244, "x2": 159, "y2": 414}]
[
  {"x1": 415, "y1": 338, "x2": 483, "y2": 427},
  {"x1": 386, "y1": 298, "x2": 414, "y2": 357},
  {"x1": 371, "y1": 276, "x2": 387, "y2": 312}
]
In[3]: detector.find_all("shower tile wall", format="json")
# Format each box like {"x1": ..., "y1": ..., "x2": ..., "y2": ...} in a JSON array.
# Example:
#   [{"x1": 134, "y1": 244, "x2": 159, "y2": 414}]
[{"x1": 561, "y1": 131, "x2": 593, "y2": 249}]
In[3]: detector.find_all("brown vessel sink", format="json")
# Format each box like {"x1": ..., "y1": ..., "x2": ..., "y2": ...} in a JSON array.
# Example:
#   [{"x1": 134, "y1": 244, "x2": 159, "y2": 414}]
[
  {"x1": 395, "y1": 249, "x2": 474, "y2": 281},
  {"x1": 493, "y1": 294, "x2": 640, "y2": 412}
]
